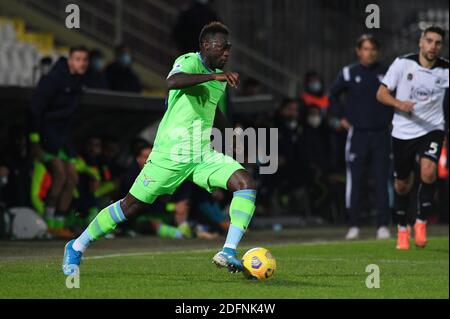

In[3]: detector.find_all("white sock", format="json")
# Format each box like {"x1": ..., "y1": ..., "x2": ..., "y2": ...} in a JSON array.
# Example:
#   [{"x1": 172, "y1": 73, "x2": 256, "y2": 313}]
[{"x1": 72, "y1": 230, "x2": 92, "y2": 253}]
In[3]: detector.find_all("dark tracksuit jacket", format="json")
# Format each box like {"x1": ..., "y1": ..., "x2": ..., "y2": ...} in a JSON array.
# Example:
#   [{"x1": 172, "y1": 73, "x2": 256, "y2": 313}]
[
  {"x1": 29, "y1": 57, "x2": 86, "y2": 158},
  {"x1": 329, "y1": 62, "x2": 393, "y2": 227}
]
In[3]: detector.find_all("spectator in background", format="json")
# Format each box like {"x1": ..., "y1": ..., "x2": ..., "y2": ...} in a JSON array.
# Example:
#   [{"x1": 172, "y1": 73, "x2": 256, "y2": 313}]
[
  {"x1": 33, "y1": 56, "x2": 53, "y2": 85},
  {"x1": 329, "y1": 34, "x2": 393, "y2": 240},
  {"x1": 259, "y1": 99, "x2": 306, "y2": 213},
  {"x1": 302, "y1": 105, "x2": 333, "y2": 221},
  {"x1": 0, "y1": 126, "x2": 32, "y2": 209},
  {"x1": 85, "y1": 49, "x2": 108, "y2": 89},
  {"x1": 173, "y1": 0, "x2": 219, "y2": 53},
  {"x1": 191, "y1": 187, "x2": 228, "y2": 237},
  {"x1": 105, "y1": 44, "x2": 142, "y2": 93},
  {"x1": 100, "y1": 136, "x2": 123, "y2": 185},
  {"x1": 75, "y1": 135, "x2": 103, "y2": 225},
  {"x1": 240, "y1": 78, "x2": 263, "y2": 96},
  {"x1": 299, "y1": 71, "x2": 329, "y2": 114},
  {"x1": 28, "y1": 45, "x2": 89, "y2": 238}
]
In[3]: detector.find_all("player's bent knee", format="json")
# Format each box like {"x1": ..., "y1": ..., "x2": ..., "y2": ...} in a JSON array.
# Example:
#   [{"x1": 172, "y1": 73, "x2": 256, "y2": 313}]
[{"x1": 228, "y1": 169, "x2": 256, "y2": 191}]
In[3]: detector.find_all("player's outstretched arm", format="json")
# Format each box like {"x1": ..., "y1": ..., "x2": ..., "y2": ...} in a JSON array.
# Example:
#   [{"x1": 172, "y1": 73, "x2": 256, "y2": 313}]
[
  {"x1": 167, "y1": 72, "x2": 240, "y2": 90},
  {"x1": 376, "y1": 84, "x2": 415, "y2": 113}
]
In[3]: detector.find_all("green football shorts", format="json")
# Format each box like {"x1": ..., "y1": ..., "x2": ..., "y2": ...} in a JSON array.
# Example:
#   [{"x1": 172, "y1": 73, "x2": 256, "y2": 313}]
[{"x1": 129, "y1": 149, "x2": 244, "y2": 204}]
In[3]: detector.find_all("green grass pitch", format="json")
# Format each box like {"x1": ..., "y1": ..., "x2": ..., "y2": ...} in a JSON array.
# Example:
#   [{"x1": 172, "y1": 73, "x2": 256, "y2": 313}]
[{"x1": 0, "y1": 235, "x2": 448, "y2": 298}]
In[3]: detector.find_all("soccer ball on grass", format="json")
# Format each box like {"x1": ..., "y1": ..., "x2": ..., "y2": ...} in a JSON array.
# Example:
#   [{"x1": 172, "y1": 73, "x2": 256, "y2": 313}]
[{"x1": 241, "y1": 247, "x2": 276, "y2": 281}]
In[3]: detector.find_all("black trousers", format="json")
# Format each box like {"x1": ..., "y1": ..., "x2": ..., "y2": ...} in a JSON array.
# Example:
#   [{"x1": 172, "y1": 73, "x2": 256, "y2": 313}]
[{"x1": 345, "y1": 128, "x2": 392, "y2": 227}]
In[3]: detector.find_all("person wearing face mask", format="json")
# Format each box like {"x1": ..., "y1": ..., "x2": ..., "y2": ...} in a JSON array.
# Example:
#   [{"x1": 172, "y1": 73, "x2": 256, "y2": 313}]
[
  {"x1": 104, "y1": 44, "x2": 142, "y2": 93},
  {"x1": 329, "y1": 34, "x2": 393, "y2": 240},
  {"x1": 260, "y1": 99, "x2": 307, "y2": 213},
  {"x1": 300, "y1": 71, "x2": 329, "y2": 113},
  {"x1": 302, "y1": 105, "x2": 335, "y2": 222},
  {"x1": 85, "y1": 49, "x2": 108, "y2": 89}
]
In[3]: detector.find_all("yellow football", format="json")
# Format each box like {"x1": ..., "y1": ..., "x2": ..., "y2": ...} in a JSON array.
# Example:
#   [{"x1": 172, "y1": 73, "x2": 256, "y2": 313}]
[{"x1": 241, "y1": 247, "x2": 276, "y2": 281}]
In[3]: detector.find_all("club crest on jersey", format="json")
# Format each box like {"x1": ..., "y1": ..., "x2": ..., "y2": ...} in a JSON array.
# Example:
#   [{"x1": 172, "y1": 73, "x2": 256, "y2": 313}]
[
  {"x1": 407, "y1": 73, "x2": 413, "y2": 81},
  {"x1": 355, "y1": 76, "x2": 361, "y2": 83},
  {"x1": 143, "y1": 175, "x2": 153, "y2": 186}
]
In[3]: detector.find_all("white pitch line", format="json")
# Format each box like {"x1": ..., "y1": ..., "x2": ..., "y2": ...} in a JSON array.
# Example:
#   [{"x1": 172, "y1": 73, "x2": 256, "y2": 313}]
[
  {"x1": 83, "y1": 240, "x2": 333, "y2": 260},
  {"x1": 82, "y1": 237, "x2": 449, "y2": 263},
  {"x1": 81, "y1": 238, "x2": 376, "y2": 261}
]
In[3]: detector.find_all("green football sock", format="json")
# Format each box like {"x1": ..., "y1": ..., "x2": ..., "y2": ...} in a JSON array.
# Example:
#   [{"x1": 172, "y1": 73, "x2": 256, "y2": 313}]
[
  {"x1": 229, "y1": 190, "x2": 256, "y2": 231},
  {"x1": 86, "y1": 201, "x2": 127, "y2": 241},
  {"x1": 223, "y1": 189, "x2": 256, "y2": 250}
]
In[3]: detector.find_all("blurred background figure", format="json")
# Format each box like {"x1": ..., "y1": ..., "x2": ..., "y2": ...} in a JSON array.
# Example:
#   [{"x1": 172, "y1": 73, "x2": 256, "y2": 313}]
[
  {"x1": 299, "y1": 71, "x2": 329, "y2": 114},
  {"x1": 329, "y1": 34, "x2": 393, "y2": 240},
  {"x1": 258, "y1": 98, "x2": 308, "y2": 216},
  {"x1": 173, "y1": 0, "x2": 219, "y2": 53},
  {"x1": 105, "y1": 44, "x2": 142, "y2": 93},
  {"x1": 0, "y1": 125, "x2": 32, "y2": 209},
  {"x1": 28, "y1": 45, "x2": 89, "y2": 238},
  {"x1": 33, "y1": 56, "x2": 53, "y2": 85},
  {"x1": 85, "y1": 49, "x2": 108, "y2": 89}
]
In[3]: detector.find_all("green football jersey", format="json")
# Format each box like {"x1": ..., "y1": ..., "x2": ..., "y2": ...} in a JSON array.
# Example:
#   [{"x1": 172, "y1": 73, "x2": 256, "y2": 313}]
[{"x1": 151, "y1": 52, "x2": 227, "y2": 164}]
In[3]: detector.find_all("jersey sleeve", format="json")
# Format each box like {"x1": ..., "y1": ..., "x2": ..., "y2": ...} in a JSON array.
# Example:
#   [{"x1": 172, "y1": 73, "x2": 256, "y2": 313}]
[
  {"x1": 382, "y1": 58, "x2": 403, "y2": 91},
  {"x1": 166, "y1": 55, "x2": 199, "y2": 78},
  {"x1": 443, "y1": 69, "x2": 449, "y2": 89}
]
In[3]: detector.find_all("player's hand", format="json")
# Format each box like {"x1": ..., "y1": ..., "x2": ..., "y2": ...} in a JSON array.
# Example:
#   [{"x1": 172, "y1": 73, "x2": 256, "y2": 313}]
[
  {"x1": 213, "y1": 72, "x2": 240, "y2": 88},
  {"x1": 30, "y1": 143, "x2": 44, "y2": 161},
  {"x1": 340, "y1": 118, "x2": 352, "y2": 131},
  {"x1": 395, "y1": 100, "x2": 415, "y2": 113}
]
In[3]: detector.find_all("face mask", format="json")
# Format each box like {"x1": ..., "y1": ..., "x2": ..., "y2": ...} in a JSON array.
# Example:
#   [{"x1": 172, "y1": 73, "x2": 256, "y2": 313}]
[
  {"x1": 308, "y1": 81, "x2": 323, "y2": 94},
  {"x1": 307, "y1": 115, "x2": 322, "y2": 128},
  {"x1": 119, "y1": 53, "x2": 132, "y2": 66},
  {"x1": 287, "y1": 119, "x2": 298, "y2": 130},
  {"x1": 41, "y1": 64, "x2": 52, "y2": 75},
  {"x1": 92, "y1": 58, "x2": 104, "y2": 71}
]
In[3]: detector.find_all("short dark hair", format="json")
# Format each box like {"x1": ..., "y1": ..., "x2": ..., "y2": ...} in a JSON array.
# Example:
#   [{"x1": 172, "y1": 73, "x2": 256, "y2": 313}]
[
  {"x1": 199, "y1": 21, "x2": 229, "y2": 45},
  {"x1": 69, "y1": 45, "x2": 89, "y2": 55},
  {"x1": 422, "y1": 25, "x2": 446, "y2": 39},
  {"x1": 356, "y1": 34, "x2": 380, "y2": 49}
]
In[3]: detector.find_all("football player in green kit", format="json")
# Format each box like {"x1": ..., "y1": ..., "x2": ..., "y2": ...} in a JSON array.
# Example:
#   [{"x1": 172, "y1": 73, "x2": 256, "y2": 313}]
[{"x1": 63, "y1": 22, "x2": 258, "y2": 275}]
